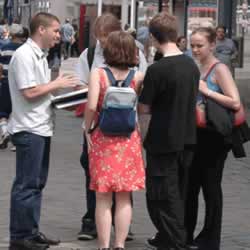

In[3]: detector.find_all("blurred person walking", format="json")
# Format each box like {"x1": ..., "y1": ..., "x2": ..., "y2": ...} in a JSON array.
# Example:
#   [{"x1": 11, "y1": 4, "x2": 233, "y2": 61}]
[
  {"x1": 0, "y1": 24, "x2": 29, "y2": 150},
  {"x1": 8, "y1": 12, "x2": 78, "y2": 250},
  {"x1": 61, "y1": 18, "x2": 75, "y2": 60}
]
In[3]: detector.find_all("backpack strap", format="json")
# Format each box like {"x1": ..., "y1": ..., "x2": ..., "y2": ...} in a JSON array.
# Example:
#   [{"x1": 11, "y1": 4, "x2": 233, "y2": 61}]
[
  {"x1": 122, "y1": 70, "x2": 135, "y2": 87},
  {"x1": 103, "y1": 67, "x2": 117, "y2": 86},
  {"x1": 103, "y1": 67, "x2": 135, "y2": 87},
  {"x1": 87, "y1": 46, "x2": 96, "y2": 70}
]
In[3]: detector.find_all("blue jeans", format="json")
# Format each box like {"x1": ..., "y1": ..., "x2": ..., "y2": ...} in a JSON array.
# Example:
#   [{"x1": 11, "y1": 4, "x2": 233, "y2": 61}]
[{"x1": 10, "y1": 132, "x2": 51, "y2": 240}]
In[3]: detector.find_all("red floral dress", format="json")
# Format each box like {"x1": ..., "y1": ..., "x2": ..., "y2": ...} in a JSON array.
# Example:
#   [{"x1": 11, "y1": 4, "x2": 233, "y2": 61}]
[{"x1": 89, "y1": 68, "x2": 145, "y2": 193}]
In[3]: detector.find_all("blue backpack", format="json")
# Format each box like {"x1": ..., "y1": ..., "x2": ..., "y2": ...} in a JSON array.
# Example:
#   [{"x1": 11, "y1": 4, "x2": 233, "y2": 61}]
[{"x1": 98, "y1": 67, "x2": 137, "y2": 137}]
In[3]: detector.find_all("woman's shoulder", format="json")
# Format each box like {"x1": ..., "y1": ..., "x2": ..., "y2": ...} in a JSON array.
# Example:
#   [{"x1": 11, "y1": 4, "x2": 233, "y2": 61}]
[
  {"x1": 134, "y1": 70, "x2": 144, "y2": 82},
  {"x1": 214, "y1": 62, "x2": 232, "y2": 77}
]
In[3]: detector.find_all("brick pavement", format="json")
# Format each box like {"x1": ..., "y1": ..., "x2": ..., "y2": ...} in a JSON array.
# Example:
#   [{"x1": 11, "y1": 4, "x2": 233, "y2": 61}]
[{"x1": 0, "y1": 56, "x2": 250, "y2": 250}]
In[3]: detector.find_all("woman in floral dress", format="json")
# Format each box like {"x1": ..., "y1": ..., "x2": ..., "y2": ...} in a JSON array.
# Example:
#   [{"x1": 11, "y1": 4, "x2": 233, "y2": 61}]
[{"x1": 84, "y1": 31, "x2": 145, "y2": 250}]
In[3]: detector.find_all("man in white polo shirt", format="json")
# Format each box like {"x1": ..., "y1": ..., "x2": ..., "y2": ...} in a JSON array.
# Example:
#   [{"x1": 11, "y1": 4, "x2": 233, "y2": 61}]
[{"x1": 8, "y1": 12, "x2": 77, "y2": 250}]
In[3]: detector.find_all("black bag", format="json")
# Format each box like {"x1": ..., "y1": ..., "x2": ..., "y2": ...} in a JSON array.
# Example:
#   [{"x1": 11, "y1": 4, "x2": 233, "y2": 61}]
[{"x1": 206, "y1": 98, "x2": 233, "y2": 136}]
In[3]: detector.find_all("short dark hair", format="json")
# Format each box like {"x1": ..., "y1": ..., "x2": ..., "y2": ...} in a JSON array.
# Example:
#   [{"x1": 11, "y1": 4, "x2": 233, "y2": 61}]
[
  {"x1": 103, "y1": 31, "x2": 138, "y2": 69},
  {"x1": 94, "y1": 13, "x2": 121, "y2": 39},
  {"x1": 192, "y1": 27, "x2": 216, "y2": 43},
  {"x1": 149, "y1": 12, "x2": 178, "y2": 44},
  {"x1": 176, "y1": 35, "x2": 186, "y2": 44},
  {"x1": 30, "y1": 12, "x2": 60, "y2": 36},
  {"x1": 216, "y1": 25, "x2": 226, "y2": 33}
]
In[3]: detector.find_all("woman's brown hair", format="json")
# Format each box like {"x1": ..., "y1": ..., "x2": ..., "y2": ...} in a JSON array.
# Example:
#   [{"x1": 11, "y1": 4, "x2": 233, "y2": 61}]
[
  {"x1": 103, "y1": 31, "x2": 138, "y2": 69},
  {"x1": 192, "y1": 27, "x2": 216, "y2": 43}
]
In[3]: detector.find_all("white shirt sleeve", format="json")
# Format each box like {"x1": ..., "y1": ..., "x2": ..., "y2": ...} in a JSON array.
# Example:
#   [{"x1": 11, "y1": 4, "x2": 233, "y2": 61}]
[
  {"x1": 75, "y1": 48, "x2": 90, "y2": 85},
  {"x1": 138, "y1": 50, "x2": 148, "y2": 74},
  {"x1": 10, "y1": 54, "x2": 37, "y2": 90}
]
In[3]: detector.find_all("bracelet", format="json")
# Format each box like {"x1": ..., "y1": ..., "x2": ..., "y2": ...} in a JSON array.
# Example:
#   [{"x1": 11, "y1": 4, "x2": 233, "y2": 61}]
[{"x1": 207, "y1": 89, "x2": 212, "y2": 97}]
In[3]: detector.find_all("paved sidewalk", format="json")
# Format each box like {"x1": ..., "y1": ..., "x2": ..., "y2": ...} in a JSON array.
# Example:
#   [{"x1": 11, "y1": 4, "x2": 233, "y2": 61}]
[{"x1": 0, "y1": 57, "x2": 250, "y2": 250}]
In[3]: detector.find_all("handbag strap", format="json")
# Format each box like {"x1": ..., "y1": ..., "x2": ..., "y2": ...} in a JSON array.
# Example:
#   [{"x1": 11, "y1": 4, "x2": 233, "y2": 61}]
[{"x1": 203, "y1": 62, "x2": 220, "y2": 81}]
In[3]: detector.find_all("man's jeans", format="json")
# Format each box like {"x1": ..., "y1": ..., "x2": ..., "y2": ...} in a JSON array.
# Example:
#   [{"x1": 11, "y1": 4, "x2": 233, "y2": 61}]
[{"x1": 10, "y1": 132, "x2": 51, "y2": 240}]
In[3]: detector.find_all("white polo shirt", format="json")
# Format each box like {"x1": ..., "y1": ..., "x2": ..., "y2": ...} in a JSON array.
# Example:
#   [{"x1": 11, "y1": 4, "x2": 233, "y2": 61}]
[{"x1": 8, "y1": 38, "x2": 54, "y2": 137}]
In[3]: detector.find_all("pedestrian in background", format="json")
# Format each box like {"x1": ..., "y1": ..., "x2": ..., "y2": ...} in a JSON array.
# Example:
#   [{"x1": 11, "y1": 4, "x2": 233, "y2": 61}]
[
  {"x1": 61, "y1": 18, "x2": 75, "y2": 59},
  {"x1": 0, "y1": 24, "x2": 29, "y2": 150},
  {"x1": 185, "y1": 27, "x2": 241, "y2": 250},
  {"x1": 8, "y1": 12, "x2": 78, "y2": 250},
  {"x1": 214, "y1": 25, "x2": 237, "y2": 73},
  {"x1": 176, "y1": 35, "x2": 192, "y2": 57},
  {"x1": 0, "y1": 25, "x2": 10, "y2": 49},
  {"x1": 76, "y1": 12, "x2": 147, "y2": 241},
  {"x1": 71, "y1": 23, "x2": 80, "y2": 57},
  {"x1": 84, "y1": 30, "x2": 145, "y2": 250},
  {"x1": 139, "y1": 12, "x2": 200, "y2": 250}
]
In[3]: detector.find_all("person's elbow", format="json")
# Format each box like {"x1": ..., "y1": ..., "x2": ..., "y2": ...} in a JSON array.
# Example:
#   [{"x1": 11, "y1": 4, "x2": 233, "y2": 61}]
[
  {"x1": 232, "y1": 99, "x2": 241, "y2": 111},
  {"x1": 22, "y1": 89, "x2": 38, "y2": 100},
  {"x1": 138, "y1": 103, "x2": 151, "y2": 114}
]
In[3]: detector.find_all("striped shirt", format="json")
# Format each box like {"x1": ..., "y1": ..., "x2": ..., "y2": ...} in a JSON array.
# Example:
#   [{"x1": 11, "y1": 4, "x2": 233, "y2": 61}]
[{"x1": 0, "y1": 42, "x2": 22, "y2": 83}]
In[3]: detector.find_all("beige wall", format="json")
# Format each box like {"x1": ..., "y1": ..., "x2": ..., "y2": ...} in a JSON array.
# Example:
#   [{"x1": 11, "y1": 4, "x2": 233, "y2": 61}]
[{"x1": 49, "y1": 0, "x2": 81, "y2": 23}]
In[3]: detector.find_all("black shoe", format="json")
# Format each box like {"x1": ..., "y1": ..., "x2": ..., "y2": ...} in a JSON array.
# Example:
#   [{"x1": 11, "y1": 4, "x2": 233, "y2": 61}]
[
  {"x1": 147, "y1": 233, "x2": 161, "y2": 248},
  {"x1": 78, "y1": 218, "x2": 97, "y2": 240},
  {"x1": 32, "y1": 232, "x2": 60, "y2": 245},
  {"x1": 9, "y1": 239, "x2": 49, "y2": 250},
  {"x1": 125, "y1": 228, "x2": 134, "y2": 241}
]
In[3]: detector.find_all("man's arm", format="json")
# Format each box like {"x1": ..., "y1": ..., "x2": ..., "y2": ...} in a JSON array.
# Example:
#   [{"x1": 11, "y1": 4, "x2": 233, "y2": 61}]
[
  {"x1": 22, "y1": 74, "x2": 78, "y2": 100},
  {"x1": 138, "y1": 103, "x2": 151, "y2": 114}
]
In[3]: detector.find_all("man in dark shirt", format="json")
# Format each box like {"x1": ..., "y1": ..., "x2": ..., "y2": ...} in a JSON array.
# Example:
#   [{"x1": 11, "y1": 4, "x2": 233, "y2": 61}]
[{"x1": 139, "y1": 12, "x2": 200, "y2": 250}]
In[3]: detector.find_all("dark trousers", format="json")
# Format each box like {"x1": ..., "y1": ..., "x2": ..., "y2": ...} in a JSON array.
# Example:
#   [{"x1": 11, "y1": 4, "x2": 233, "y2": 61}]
[
  {"x1": 62, "y1": 41, "x2": 71, "y2": 59},
  {"x1": 146, "y1": 148, "x2": 194, "y2": 250},
  {"x1": 0, "y1": 79, "x2": 11, "y2": 119},
  {"x1": 80, "y1": 135, "x2": 133, "y2": 223},
  {"x1": 10, "y1": 132, "x2": 51, "y2": 240},
  {"x1": 80, "y1": 139, "x2": 96, "y2": 221},
  {"x1": 185, "y1": 130, "x2": 230, "y2": 250}
]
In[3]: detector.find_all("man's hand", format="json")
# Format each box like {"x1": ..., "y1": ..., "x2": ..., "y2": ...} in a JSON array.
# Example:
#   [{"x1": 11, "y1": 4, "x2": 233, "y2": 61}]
[{"x1": 53, "y1": 73, "x2": 79, "y2": 89}]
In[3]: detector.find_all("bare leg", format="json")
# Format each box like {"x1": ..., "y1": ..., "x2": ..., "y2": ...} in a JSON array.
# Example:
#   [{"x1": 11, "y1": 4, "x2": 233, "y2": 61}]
[
  {"x1": 95, "y1": 192, "x2": 112, "y2": 249},
  {"x1": 114, "y1": 192, "x2": 132, "y2": 248}
]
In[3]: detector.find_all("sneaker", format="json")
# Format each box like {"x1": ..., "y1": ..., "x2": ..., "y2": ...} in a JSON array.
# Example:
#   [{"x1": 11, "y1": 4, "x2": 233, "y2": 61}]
[
  {"x1": 146, "y1": 233, "x2": 161, "y2": 248},
  {"x1": 77, "y1": 218, "x2": 97, "y2": 240},
  {"x1": 10, "y1": 145, "x2": 16, "y2": 152},
  {"x1": 125, "y1": 228, "x2": 135, "y2": 241},
  {"x1": 0, "y1": 132, "x2": 9, "y2": 149}
]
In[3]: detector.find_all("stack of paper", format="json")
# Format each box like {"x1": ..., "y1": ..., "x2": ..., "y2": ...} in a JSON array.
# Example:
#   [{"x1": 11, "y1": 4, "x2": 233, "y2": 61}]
[{"x1": 52, "y1": 88, "x2": 88, "y2": 109}]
